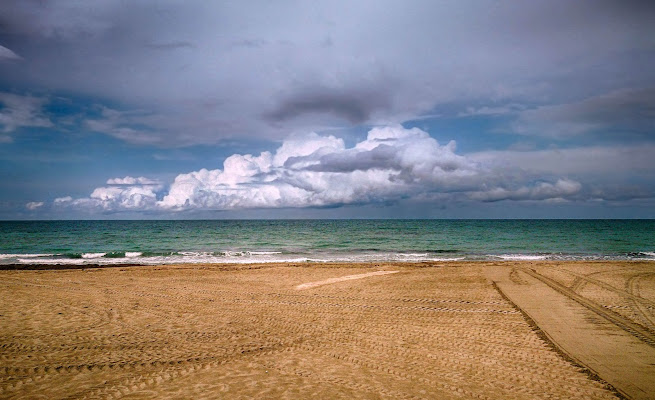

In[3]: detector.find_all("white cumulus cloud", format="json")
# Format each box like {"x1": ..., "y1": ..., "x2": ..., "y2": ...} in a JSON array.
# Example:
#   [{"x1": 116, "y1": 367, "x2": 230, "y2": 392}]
[
  {"x1": 54, "y1": 176, "x2": 163, "y2": 212},
  {"x1": 158, "y1": 126, "x2": 488, "y2": 210},
  {"x1": 51, "y1": 126, "x2": 584, "y2": 214}
]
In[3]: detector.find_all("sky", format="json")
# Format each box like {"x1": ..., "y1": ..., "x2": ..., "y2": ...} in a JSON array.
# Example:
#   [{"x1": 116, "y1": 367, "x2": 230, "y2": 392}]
[{"x1": 1, "y1": 0, "x2": 654, "y2": 219}]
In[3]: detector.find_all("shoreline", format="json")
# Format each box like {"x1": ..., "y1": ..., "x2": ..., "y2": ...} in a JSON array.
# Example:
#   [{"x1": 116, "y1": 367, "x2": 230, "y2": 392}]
[{"x1": 2, "y1": 259, "x2": 654, "y2": 271}]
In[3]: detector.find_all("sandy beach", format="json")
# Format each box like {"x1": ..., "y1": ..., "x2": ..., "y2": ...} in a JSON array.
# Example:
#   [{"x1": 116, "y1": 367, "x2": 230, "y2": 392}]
[{"x1": 2, "y1": 261, "x2": 654, "y2": 399}]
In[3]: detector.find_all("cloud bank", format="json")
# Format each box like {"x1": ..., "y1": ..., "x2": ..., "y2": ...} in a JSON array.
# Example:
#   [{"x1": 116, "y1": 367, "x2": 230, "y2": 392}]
[
  {"x1": 510, "y1": 88, "x2": 655, "y2": 138},
  {"x1": 1, "y1": 1, "x2": 654, "y2": 145},
  {"x1": 48, "y1": 126, "x2": 583, "y2": 214}
]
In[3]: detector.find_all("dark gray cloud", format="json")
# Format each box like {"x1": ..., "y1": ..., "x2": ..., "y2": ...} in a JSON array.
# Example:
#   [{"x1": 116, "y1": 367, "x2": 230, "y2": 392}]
[
  {"x1": 291, "y1": 145, "x2": 398, "y2": 172},
  {"x1": 265, "y1": 87, "x2": 392, "y2": 124},
  {"x1": 469, "y1": 179, "x2": 582, "y2": 203},
  {"x1": 145, "y1": 41, "x2": 195, "y2": 51}
]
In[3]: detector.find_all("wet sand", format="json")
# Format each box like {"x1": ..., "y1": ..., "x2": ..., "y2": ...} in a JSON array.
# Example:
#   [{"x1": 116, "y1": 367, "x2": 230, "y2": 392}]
[{"x1": 1, "y1": 261, "x2": 653, "y2": 399}]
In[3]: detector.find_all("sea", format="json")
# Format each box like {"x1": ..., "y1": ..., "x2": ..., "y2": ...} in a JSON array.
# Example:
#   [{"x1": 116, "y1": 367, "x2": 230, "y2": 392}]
[{"x1": 0, "y1": 219, "x2": 654, "y2": 266}]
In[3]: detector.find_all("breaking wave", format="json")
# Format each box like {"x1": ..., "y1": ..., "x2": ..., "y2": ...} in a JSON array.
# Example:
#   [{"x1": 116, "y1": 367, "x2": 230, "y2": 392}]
[{"x1": 1, "y1": 250, "x2": 654, "y2": 266}]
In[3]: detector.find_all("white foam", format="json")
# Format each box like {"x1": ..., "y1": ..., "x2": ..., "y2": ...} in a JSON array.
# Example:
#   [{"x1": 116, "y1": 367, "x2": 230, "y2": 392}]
[
  {"x1": 145, "y1": 255, "x2": 311, "y2": 265},
  {"x1": 179, "y1": 251, "x2": 214, "y2": 257},
  {"x1": 396, "y1": 253, "x2": 428, "y2": 258},
  {"x1": 223, "y1": 251, "x2": 246, "y2": 257},
  {"x1": 19, "y1": 258, "x2": 85, "y2": 265},
  {"x1": 640, "y1": 252, "x2": 655, "y2": 257},
  {"x1": 6, "y1": 251, "x2": 605, "y2": 266},
  {"x1": 81, "y1": 253, "x2": 106, "y2": 259},
  {"x1": 496, "y1": 254, "x2": 547, "y2": 261},
  {"x1": 2, "y1": 250, "x2": 469, "y2": 265},
  {"x1": 0, "y1": 253, "x2": 53, "y2": 259},
  {"x1": 14, "y1": 254, "x2": 310, "y2": 266},
  {"x1": 430, "y1": 257, "x2": 466, "y2": 261},
  {"x1": 391, "y1": 253, "x2": 465, "y2": 262}
]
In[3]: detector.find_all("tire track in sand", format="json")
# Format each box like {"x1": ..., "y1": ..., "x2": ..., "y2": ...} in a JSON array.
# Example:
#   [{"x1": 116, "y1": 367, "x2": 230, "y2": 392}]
[
  {"x1": 626, "y1": 273, "x2": 655, "y2": 332},
  {"x1": 521, "y1": 267, "x2": 655, "y2": 347}
]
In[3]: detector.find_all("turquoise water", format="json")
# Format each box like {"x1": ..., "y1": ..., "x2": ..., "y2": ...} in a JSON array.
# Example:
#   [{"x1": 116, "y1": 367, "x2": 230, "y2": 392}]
[{"x1": 0, "y1": 220, "x2": 654, "y2": 265}]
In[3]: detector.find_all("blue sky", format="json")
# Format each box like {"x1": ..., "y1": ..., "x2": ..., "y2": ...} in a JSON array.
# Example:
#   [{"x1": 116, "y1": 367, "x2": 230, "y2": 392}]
[{"x1": 1, "y1": 1, "x2": 654, "y2": 219}]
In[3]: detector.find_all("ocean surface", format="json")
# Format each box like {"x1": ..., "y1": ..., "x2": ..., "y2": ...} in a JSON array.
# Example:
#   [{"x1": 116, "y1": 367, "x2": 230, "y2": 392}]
[{"x1": 0, "y1": 220, "x2": 654, "y2": 265}]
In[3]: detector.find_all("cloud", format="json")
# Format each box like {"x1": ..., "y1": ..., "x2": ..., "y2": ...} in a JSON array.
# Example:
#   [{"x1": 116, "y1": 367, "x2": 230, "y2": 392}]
[
  {"x1": 1, "y1": 1, "x2": 654, "y2": 145},
  {"x1": 51, "y1": 126, "x2": 585, "y2": 213},
  {"x1": 265, "y1": 86, "x2": 393, "y2": 125},
  {"x1": 89, "y1": 186, "x2": 159, "y2": 210},
  {"x1": 0, "y1": 45, "x2": 22, "y2": 61},
  {"x1": 145, "y1": 41, "x2": 195, "y2": 51},
  {"x1": 83, "y1": 106, "x2": 165, "y2": 145},
  {"x1": 469, "y1": 144, "x2": 655, "y2": 202},
  {"x1": 106, "y1": 176, "x2": 162, "y2": 186},
  {"x1": 54, "y1": 196, "x2": 73, "y2": 204},
  {"x1": 469, "y1": 144, "x2": 655, "y2": 178},
  {"x1": 0, "y1": 1, "x2": 115, "y2": 39},
  {"x1": 468, "y1": 179, "x2": 581, "y2": 202},
  {"x1": 25, "y1": 201, "x2": 43, "y2": 210},
  {"x1": 0, "y1": 92, "x2": 53, "y2": 134},
  {"x1": 158, "y1": 126, "x2": 489, "y2": 210},
  {"x1": 82, "y1": 104, "x2": 254, "y2": 146},
  {"x1": 510, "y1": 88, "x2": 655, "y2": 137},
  {"x1": 54, "y1": 176, "x2": 163, "y2": 212},
  {"x1": 457, "y1": 104, "x2": 526, "y2": 117}
]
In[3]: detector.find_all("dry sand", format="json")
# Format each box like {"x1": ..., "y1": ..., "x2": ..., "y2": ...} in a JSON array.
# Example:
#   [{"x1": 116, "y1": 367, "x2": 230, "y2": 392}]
[{"x1": 1, "y1": 261, "x2": 653, "y2": 399}]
